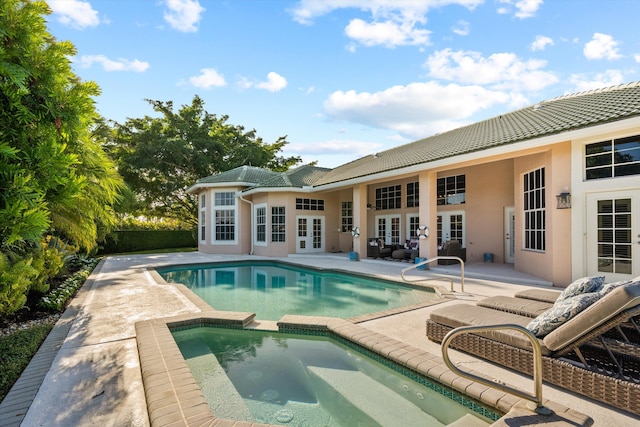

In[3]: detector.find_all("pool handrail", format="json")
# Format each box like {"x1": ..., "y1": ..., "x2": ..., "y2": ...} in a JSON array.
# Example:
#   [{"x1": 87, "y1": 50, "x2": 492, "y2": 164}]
[
  {"x1": 441, "y1": 323, "x2": 551, "y2": 415},
  {"x1": 401, "y1": 256, "x2": 465, "y2": 293}
]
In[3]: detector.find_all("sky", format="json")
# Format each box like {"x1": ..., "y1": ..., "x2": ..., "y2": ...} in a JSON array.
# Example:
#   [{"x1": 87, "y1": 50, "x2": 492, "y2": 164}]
[{"x1": 45, "y1": 0, "x2": 640, "y2": 168}]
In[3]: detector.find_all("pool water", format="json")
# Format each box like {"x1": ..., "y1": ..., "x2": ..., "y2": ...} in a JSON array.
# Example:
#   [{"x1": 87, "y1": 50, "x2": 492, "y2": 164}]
[
  {"x1": 158, "y1": 261, "x2": 438, "y2": 320},
  {"x1": 172, "y1": 327, "x2": 493, "y2": 427}
]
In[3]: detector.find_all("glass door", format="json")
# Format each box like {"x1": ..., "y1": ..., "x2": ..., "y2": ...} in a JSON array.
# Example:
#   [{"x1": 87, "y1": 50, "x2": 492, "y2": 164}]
[{"x1": 587, "y1": 191, "x2": 639, "y2": 281}]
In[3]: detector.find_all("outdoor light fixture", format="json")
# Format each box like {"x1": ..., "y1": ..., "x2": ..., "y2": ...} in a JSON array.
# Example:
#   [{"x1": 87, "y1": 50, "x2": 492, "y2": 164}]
[{"x1": 556, "y1": 192, "x2": 571, "y2": 209}]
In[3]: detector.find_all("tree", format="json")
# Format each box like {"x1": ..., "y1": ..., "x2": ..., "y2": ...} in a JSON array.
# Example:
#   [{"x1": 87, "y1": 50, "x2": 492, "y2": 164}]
[
  {"x1": 111, "y1": 95, "x2": 301, "y2": 226},
  {"x1": 0, "y1": 0, "x2": 125, "y2": 314}
]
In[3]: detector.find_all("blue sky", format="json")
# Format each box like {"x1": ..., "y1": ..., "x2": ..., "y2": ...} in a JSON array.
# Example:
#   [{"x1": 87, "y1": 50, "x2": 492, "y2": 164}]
[{"x1": 46, "y1": 0, "x2": 640, "y2": 168}]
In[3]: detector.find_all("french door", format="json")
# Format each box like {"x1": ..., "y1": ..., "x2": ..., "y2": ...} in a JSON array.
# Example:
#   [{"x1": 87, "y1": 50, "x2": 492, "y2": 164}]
[
  {"x1": 586, "y1": 191, "x2": 639, "y2": 281},
  {"x1": 375, "y1": 215, "x2": 401, "y2": 245},
  {"x1": 437, "y1": 211, "x2": 465, "y2": 247},
  {"x1": 296, "y1": 216, "x2": 324, "y2": 253}
]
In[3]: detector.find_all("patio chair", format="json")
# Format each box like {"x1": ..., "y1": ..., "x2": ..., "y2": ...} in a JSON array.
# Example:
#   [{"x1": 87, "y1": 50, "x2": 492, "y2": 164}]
[
  {"x1": 477, "y1": 280, "x2": 640, "y2": 345},
  {"x1": 438, "y1": 240, "x2": 465, "y2": 264},
  {"x1": 426, "y1": 279, "x2": 640, "y2": 416}
]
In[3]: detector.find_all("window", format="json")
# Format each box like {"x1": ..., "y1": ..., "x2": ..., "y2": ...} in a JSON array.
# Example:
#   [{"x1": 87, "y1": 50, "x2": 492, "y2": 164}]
[
  {"x1": 214, "y1": 191, "x2": 236, "y2": 242},
  {"x1": 271, "y1": 206, "x2": 286, "y2": 242},
  {"x1": 255, "y1": 206, "x2": 266, "y2": 243},
  {"x1": 437, "y1": 175, "x2": 465, "y2": 205},
  {"x1": 375, "y1": 185, "x2": 401, "y2": 210},
  {"x1": 296, "y1": 198, "x2": 324, "y2": 211},
  {"x1": 406, "y1": 182, "x2": 419, "y2": 207},
  {"x1": 407, "y1": 215, "x2": 420, "y2": 239},
  {"x1": 596, "y1": 199, "x2": 632, "y2": 274},
  {"x1": 199, "y1": 193, "x2": 206, "y2": 242},
  {"x1": 523, "y1": 168, "x2": 545, "y2": 251},
  {"x1": 341, "y1": 201, "x2": 353, "y2": 232},
  {"x1": 586, "y1": 135, "x2": 640, "y2": 180}
]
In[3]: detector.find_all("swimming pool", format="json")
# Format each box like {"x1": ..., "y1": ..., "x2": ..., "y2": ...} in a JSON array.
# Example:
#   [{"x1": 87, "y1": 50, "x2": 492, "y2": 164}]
[
  {"x1": 171, "y1": 325, "x2": 495, "y2": 426},
  {"x1": 158, "y1": 261, "x2": 439, "y2": 320}
]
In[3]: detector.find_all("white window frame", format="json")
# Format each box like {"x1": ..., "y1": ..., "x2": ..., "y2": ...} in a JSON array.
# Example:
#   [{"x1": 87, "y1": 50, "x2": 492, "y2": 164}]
[
  {"x1": 271, "y1": 206, "x2": 286, "y2": 243},
  {"x1": 213, "y1": 189, "x2": 238, "y2": 245},
  {"x1": 199, "y1": 192, "x2": 207, "y2": 243},
  {"x1": 406, "y1": 214, "x2": 420, "y2": 240},
  {"x1": 522, "y1": 167, "x2": 546, "y2": 252},
  {"x1": 254, "y1": 203, "x2": 267, "y2": 246}
]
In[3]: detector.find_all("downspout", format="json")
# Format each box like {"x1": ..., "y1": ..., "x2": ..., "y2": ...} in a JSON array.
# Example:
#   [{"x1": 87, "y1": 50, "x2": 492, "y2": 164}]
[{"x1": 237, "y1": 191, "x2": 254, "y2": 255}]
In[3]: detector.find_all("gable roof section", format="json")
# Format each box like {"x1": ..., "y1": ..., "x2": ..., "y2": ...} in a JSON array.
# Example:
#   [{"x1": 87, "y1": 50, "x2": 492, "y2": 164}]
[
  {"x1": 195, "y1": 165, "x2": 281, "y2": 186},
  {"x1": 248, "y1": 164, "x2": 332, "y2": 190},
  {"x1": 312, "y1": 81, "x2": 640, "y2": 186}
]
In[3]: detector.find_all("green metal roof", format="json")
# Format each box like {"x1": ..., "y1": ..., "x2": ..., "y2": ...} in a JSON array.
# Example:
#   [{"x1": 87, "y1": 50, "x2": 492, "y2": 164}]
[
  {"x1": 312, "y1": 81, "x2": 640, "y2": 186},
  {"x1": 250, "y1": 164, "x2": 332, "y2": 189},
  {"x1": 196, "y1": 165, "x2": 281, "y2": 185}
]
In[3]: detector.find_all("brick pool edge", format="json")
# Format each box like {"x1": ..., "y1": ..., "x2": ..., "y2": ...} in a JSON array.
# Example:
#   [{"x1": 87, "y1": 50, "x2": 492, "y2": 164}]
[{"x1": 135, "y1": 309, "x2": 593, "y2": 427}]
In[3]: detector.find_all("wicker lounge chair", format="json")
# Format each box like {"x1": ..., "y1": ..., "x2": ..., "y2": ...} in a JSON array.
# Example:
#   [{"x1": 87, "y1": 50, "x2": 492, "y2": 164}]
[
  {"x1": 426, "y1": 280, "x2": 640, "y2": 416},
  {"x1": 478, "y1": 286, "x2": 640, "y2": 344}
]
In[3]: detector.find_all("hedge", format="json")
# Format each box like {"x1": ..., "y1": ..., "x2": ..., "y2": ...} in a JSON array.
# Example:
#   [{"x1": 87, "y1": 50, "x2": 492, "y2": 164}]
[{"x1": 99, "y1": 230, "x2": 197, "y2": 254}]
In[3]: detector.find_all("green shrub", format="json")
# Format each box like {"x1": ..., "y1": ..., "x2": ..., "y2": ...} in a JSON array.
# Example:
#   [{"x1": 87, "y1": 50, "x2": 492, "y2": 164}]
[
  {"x1": 0, "y1": 253, "x2": 37, "y2": 316},
  {"x1": 99, "y1": 230, "x2": 196, "y2": 254},
  {"x1": 37, "y1": 258, "x2": 98, "y2": 312},
  {"x1": 29, "y1": 240, "x2": 66, "y2": 294}
]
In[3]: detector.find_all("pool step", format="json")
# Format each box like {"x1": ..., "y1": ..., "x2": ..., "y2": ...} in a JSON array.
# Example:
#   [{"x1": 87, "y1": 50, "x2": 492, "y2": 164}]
[
  {"x1": 182, "y1": 340, "x2": 254, "y2": 422},
  {"x1": 307, "y1": 366, "x2": 445, "y2": 427},
  {"x1": 445, "y1": 413, "x2": 491, "y2": 427}
]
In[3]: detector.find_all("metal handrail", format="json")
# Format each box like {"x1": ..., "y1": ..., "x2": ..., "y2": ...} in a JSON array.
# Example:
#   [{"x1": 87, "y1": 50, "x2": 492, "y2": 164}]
[
  {"x1": 400, "y1": 256, "x2": 465, "y2": 292},
  {"x1": 441, "y1": 324, "x2": 551, "y2": 415}
]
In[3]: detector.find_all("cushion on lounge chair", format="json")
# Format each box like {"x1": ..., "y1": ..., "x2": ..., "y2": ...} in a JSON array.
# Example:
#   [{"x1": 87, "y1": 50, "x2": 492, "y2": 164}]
[
  {"x1": 526, "y1": 292, "x2": 601, "y2": 337},
  {"x1": 477, "y1": 295, "x2": 552, "y2": 317},
  {"x1": 543, "y1": 280, "x2": 640, "y2": 351},
  {"x1": 429, "y1": 304, "x2": 552, "y2": 355},
  {"x1": 558, "y1": 276, "x2": 605, "y2": 301},
  {"x1": 514, "y1": 288, "x2": 560, "y2": 303}
]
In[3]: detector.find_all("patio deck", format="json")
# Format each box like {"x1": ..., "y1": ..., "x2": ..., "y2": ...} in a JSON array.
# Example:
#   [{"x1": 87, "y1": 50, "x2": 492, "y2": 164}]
[{"x1": 0, "y1": 252, "x2": 636, "y2": 426}]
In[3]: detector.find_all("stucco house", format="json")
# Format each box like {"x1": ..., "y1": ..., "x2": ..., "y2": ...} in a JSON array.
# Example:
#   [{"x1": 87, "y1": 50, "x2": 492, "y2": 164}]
[{"x1": 187, "y1": 82, "x2": 640, "y2": 286}]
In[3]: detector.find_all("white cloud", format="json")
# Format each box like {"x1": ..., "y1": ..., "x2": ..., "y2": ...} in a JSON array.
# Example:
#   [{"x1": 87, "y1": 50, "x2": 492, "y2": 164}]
[
  {"x1": 48, "y1": 0, "x2": 100, "y2": 29},
  {"x1": 531, "y1": 35, "x2": 554, "y2": 51},
  {"x1": 452, "y1": 20, "x2": 470, "y2": 36},
  {"x1": 163, "y1": 0, "x2": 205, "y2": 32},
  {"x1": 188, "y1": 68, "x2": 226, "y2": 88},
  {"x1": 286, "y1": 139, "x2": 384, "y2": 156},
  {"x1": 345, "y1": 18, "x2": 430, "y2": 47},
  {"x1": 635, "y1": 54, "x2": 640, "y2": 63},
  {"x1": 496, "y1": 0, "x2": 543, "y2": 18},
  {"x1": 584, "y1": 33, "x2": 623, "y2": 60},
  {"x1": 255, "y1": 72, "x2": 288, "y2": 92},
  {"x1": 77, "y1": 55, "x2": 149, "y2": 72},
  {"x1": 323, "y1": 81, "x2": 512, "y2": 139},
  {"x1": 289, "y1": 0, "x2": 482, "y2": 48},
  {"x1": 569, "y1": 70, "x2": 626, "y2": 92},
  {"x1": 425, "y1": 48, "x2": 558, "y2": 91}
]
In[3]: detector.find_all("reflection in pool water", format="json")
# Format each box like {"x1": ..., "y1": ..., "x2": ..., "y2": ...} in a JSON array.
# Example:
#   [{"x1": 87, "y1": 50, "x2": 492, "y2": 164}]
[
  {"x1": 158, "y1": 261, "x2": 438, "y2": 320},
  {"x1": 172, "y1": 326, "x2": 494, "y2": 427}
]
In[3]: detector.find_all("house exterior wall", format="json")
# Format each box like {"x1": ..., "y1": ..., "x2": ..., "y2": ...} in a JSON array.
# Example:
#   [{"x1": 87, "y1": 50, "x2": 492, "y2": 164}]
[
  {"x1": 513, "y1": 142, "x2": 572, "y2": 285},
  {"x1": 436, "y1": 160, "x2": 514, "y2": 264}
]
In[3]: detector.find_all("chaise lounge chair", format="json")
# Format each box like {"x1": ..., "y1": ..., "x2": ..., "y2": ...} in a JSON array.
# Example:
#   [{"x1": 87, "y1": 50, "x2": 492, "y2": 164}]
[
  {"x1": 426, "y1": 279, "x2": 640, "y2": 416},
  {"x1": 477, "y1": 284, "x2": 640, "y2": 344}
]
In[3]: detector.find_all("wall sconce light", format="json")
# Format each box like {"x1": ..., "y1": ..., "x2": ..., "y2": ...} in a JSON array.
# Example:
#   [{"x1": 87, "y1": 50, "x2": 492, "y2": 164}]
[
  {"x1": 556, "y1": 192, "x2": 571, "y2": 209},
  {"x1": 366, "y1": 203, "x2": 373, "y2": 210}
]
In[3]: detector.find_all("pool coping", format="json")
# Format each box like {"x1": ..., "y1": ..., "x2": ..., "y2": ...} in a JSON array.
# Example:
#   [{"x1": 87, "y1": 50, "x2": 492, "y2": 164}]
[{"x1": 138, "y1": 264, "x2": 594, "y2": 427}]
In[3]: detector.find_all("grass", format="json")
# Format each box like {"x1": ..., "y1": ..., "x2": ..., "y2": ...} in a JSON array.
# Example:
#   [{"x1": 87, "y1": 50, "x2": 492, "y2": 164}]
[{"x1": 0, "y1": 322, "x2": 55, "y2": 402}]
